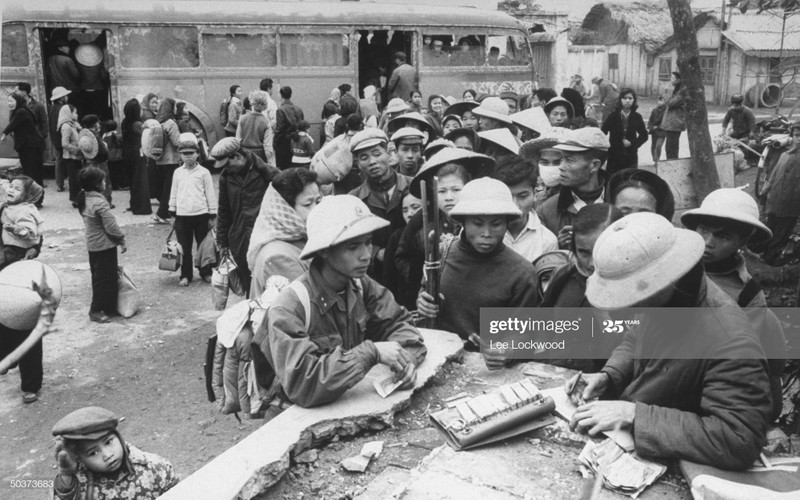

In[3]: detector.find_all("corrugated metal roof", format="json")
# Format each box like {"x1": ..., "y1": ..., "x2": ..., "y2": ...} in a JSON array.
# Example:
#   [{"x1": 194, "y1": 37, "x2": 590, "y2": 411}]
[
  {"x1": 2, "y1": 0, "x2": 525, "y2": 30},
  {"x1": 723, "y1": 11, "x2": 800, "y2": 56}
]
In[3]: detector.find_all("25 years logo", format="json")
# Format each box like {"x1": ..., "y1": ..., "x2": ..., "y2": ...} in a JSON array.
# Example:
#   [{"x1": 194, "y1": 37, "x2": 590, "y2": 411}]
[{"x1": 601, "y1": 319, "x2": 640, "y2": 334}]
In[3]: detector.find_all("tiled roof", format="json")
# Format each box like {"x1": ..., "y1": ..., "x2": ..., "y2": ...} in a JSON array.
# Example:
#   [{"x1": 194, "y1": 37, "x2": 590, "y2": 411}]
[{"x1": 723, "y1": 11, "x2": 800, "y2": 56}]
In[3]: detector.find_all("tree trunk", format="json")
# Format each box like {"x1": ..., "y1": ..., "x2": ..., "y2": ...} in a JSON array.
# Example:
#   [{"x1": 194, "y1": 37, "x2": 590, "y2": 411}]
[{"x1": 666, "y1": 0, "x2": 720, "y2": 201}]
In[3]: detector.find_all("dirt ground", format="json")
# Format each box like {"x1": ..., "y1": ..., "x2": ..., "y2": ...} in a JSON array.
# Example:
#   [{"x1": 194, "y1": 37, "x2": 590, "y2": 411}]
[{"x1": 1, "y1": 162, "x2": 798, "y2": 499}]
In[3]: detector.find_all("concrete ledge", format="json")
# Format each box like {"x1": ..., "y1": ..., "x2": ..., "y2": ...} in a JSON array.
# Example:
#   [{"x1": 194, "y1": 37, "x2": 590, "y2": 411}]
[{"x1": 158, "y1": 329, "x2": 464, "y2": 500}]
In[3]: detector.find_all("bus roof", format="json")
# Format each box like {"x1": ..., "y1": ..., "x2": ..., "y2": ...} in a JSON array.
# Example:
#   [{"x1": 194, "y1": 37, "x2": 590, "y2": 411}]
[{"x1": 3, "y1": 0, "x2": 527, "y2": 31}]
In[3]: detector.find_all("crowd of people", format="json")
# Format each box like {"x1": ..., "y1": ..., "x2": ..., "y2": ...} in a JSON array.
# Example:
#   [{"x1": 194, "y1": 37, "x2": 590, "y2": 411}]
[{"x1": 1, "y1": 63, "x2": 799, "y2": 498}]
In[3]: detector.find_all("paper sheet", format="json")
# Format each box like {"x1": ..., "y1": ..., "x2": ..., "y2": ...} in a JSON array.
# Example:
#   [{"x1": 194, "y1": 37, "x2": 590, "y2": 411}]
[{"x1": 540, "y1": 387, "x2": 635, "y2": 452}]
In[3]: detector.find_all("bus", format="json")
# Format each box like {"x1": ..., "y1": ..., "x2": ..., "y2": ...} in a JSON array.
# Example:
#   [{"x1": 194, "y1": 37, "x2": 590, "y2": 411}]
[{"x1": 1, "y1": 0, "x2": 534, "y2": 160}]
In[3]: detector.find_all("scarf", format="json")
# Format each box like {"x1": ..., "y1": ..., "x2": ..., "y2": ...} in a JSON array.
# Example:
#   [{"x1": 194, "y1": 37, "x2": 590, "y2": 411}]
[
  {"x1": 329, "y1": 88, "x2": 341, "y2": 105},
  {"x1": 574, "y1": 184, "x2": 603, "y2": 204},
  {"x1": 246, "y1": 184, "x2": 308, "y2": 269},
  {"x1": 156, "y1": 98, "x2": 175, "y2": 123}
]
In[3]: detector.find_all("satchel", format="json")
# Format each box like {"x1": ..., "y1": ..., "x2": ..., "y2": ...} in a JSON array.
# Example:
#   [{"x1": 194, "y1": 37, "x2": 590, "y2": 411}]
[
  {"x1": 211, "y1": 249, "x2": 234, "y2": 310},
  {"x1": 221, "y1": 252, "x2": 247, "y2": 296},
  {"x1": 194, "y1": 229, "x2": 218, "y2": 269},
  {"x1": 158, "y1": 227, "x2": 183, "y2": 272},
  {"x1": 116, "y1": 266, "x2": 140, "y2": 318}
]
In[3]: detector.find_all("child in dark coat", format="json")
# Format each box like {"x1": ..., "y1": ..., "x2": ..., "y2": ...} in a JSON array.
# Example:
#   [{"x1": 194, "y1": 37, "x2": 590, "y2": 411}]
[{"x1": 76, "y1": 167, "x2": 126, "y2": 323}]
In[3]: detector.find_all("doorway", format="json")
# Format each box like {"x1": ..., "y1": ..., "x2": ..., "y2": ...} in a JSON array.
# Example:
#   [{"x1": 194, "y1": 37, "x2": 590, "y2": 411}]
[{"x1": 40, "y1": 27, "x2": 113, "y2": 121}]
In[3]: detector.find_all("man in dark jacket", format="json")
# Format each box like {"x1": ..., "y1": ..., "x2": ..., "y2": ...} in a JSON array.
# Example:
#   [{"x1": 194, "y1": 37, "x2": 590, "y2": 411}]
[
  {"x1": 722, "y1": 94, "x2": 756, "y2": 140},
  {"x1": 211, "y1": 137, "x2": 280, "y2": 292},
  {"x1": 570, "y1": 212, "x2": 771, "y2": 471},
  {"x1": 348, "y1": 128, "x2": 411, "y2": 286},
  {"x1": 661, "y1": 72, "x2": 687, "y2": 159},
  {"x1": 538, "y1": 127, "x2": 609, "y2": 249},
  {"x1": 274, "y1": 86, "x2": 305, "y2": 170}
]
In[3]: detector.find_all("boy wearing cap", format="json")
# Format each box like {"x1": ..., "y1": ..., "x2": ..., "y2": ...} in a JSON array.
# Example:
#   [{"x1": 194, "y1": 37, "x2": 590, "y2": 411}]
[
  {"x1": 52, "y1": 406, "x2": 178, "y2": 499},
  {"x1": 416, "y1": 178, "x2": 538, "y2": 357},
  {"x1": 538, "y1": 127, "x2": 609, "y2": 249},
  {"x1": 493, "y1": 156, "x2": 558, "y2": 262},
  {"x1": 264, "y1": 195, "x2": 426, "y2": 408},
  {"x1": 570, "y1": 213, "x2": 772, "y2": 471},
  {"x1": 169, "y1": 133, "x2": 218, "y2": 286},
  {"x1": 681, "y1": 188, "x2": 785, "y2": 419},
  {"x1": 349, "y1": 128, "x2": 412, "y2": 286},
  {"x1": 722, "y1": 94, "x2": 756, "y2": 140},
  {"x1": 391, "y1": 127, "x2": 425, "y2": 176}
]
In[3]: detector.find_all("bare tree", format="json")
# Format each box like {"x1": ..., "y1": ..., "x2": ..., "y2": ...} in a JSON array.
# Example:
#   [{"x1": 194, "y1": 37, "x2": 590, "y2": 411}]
[{"x1": 666, "y1": 0, "x2": 719, "y2": 199}]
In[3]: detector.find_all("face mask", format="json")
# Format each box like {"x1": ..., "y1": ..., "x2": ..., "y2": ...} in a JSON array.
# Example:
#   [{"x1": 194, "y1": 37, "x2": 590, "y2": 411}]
[{"x1": 539, "y1": 165, "x2": 561, "y2": 187}]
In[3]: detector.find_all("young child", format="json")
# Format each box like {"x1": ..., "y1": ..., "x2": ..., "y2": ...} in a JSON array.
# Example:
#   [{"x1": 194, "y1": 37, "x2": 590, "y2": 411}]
[
  {"x1": 76, "y1": 167, "x2": 126, "y2": 323},
  {"x1": 291, "y1": 120, "x2": 315, "y2": 168},
  {"x1": 80, "y1": 114, "x2": 113, "y2": 206},
  {"x1": 1, "y1": 175, "x2": 43, "y2": 268},
  {"x1": 647, "y1": 95, "x2": 667, "y2": 162},
  {"x1": 101, "y1": 120, "x2": 125, "y2": 191},
  {"x1": 681, "y1": 188, "x2": 786, "y2": 420},
  {"x1": 52, "y1": 406, "x2": 178, "y2": 499},
  {"x1": 169, "y1": 132, "x2": 217, "y2": 286}
]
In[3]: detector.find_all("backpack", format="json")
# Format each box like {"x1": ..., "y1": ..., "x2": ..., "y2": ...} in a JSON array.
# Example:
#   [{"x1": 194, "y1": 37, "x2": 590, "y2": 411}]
[
  {"x1": 141, "y1": 119, "x2": 164, "y2": 160},
  {"x1": 219, "y1": 98, "x2": 231, "y2": 127}
]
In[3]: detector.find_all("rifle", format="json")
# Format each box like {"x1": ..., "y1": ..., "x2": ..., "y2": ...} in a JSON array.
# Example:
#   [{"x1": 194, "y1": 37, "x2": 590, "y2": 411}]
[{"x1": 420, "y1": 177, "x2": 440, "y2": 328}]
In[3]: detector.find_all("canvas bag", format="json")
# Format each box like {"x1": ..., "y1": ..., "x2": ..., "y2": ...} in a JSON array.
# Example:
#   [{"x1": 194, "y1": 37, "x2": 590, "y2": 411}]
[
  {"x1": 158, "y1": 227, "x2": 182, "y2": 272},
  {"x1": 211, "y1": 249, "x2": 236, "y2": 310},
  {"x1": 117, "y1": 266, "x2": 140, "y2": 318},
  {"x1": 194, "y1": 229, "x2": 218, "y2": 269},
  {"x1": 141, "y1": 120, "x2": 164, "y2": 160}
]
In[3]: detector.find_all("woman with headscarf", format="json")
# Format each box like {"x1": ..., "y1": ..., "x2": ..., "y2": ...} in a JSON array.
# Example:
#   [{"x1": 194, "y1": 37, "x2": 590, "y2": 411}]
[
  {"x1": 247, "y1": 168, "x2": 321, "y2": 298},
  {"x1": 1, "y1": 94, "x2": 45, "y2": 208},
  {"x1": 140, "y1": 93, "x2": 160, "y2": 199},
  {"x1": 320, "y1": 88, "x2": 340, "y2": 147},
  {"x1": 121, "y1": 98, "x2": 151, "y2": 215},
  {"x1": 141, "y1": 93, "x2": 159, "y2": 121},
  {"x1": 153, "y1": 98, "x2": 180, "y2": 223}
]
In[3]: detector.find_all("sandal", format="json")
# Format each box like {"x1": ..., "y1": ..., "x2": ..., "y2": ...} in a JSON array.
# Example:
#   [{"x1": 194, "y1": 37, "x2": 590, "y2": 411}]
[
  {"x1": 22, "y1": 392, "x2": 39, "y2": 404},
  {"x1": 153, "y1": 216, "x2": 169, "y2": 224}
]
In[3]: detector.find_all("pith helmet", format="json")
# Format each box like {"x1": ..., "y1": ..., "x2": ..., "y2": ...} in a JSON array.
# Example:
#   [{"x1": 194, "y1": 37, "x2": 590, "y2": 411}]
[
  {"x1": 300, "y1": 195, "x2": 389, "y2": 259},
  {"x1": 586, "y1": 212, "x2": 704, "y2": 309}
]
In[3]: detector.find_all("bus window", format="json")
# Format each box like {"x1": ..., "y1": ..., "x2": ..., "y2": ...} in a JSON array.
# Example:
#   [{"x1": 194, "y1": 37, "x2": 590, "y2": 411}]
[
  {"x1": 486, "y1": 33, "x2": 531, "y2": 67},
  {"x1": 280, "y1": 33, "x2": 349, "y2": 67},
  {"x1": 120, "y1": 26, "x2": 199, "y2": 68},
  {"x1": 421, "y1": 35, "x2": 452, "y2": 67},
  {"x1": 2, "y1": 24, "x2": 29, "y2": 67},
  {"x1": 202, "y1": 33, "x2": 277, "y2": 67}
]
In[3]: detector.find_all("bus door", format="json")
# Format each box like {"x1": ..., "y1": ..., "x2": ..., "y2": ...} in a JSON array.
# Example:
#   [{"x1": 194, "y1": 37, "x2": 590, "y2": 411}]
[
  {"x1": 39, "y1": 27, "x2": 115, "y2": 122},
  {"x1": 356, "y1": 29, "x2": 415, "y2": 107}
]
